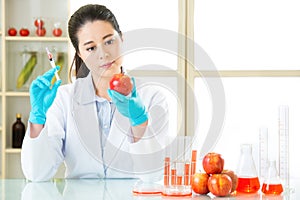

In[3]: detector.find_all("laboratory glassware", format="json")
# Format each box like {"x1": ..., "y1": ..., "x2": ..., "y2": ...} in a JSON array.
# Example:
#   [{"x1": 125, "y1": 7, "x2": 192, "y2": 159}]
[
  {"x1": 259, "y1": 127, "x2": 268, "y2": 180},
  {"x1": 261, "y1": 160, "x2": 283, "y2": 195},
  {"x1": 236, "y1": 144, "x2": 260, "y2": 193},
  {"x1": 162, "y1": 136, "x2": 195, "y2": 196},
  {"x1": 278, "y1": 105, "x2": 289, "y2": 190}
]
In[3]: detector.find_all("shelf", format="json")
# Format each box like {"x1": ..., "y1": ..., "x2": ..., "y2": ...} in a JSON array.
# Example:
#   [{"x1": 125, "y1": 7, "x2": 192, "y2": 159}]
[
  {"x1": 1, "y1": 0, "x2": 70, "y2": 179},
  {"x1": 5, "y1": 148, "x2": 21, "y2": 154},
  {"x1": 4, "y1": 92, "x2": 30, "y2": 97},
  {"x1": 5, "y1": 36, "x2": 69, "y2": 42}
]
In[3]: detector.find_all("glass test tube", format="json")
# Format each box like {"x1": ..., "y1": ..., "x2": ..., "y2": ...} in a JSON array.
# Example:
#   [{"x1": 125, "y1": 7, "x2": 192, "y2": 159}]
[
  {"x1": 278, "y1": 105, "x2": 289, "y2": 189},
  {"x1": 190, "y1": 150, "x2": 197, "y2": 184},
  {"x1": 164, "y1": 157, "x2": 170, "y2": 186},
  {"x1": 184, "y1": 136, "x2": 192, "y2": 186},
  {"x1": 170, "y1": 136, "x2": 178, "y2": 186},
  {"x1": 259, "y1": 127, "x2": 268, "y2": 180},
  {"x1": 164, "y1": 137, "x2": 172, "y2": 186},
  {"x1": 175, "y1": 137, "x2": 185, "y2": 185}
]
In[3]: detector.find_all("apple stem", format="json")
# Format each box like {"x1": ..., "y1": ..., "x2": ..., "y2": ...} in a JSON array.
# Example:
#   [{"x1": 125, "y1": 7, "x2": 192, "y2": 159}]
[{"x1": 120, "y1": 66, "x2": 124, "y2": 74}]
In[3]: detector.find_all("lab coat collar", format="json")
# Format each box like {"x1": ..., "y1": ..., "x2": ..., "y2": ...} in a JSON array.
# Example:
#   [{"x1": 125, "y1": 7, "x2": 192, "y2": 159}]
[
  {"x1": 73, "y1": 73, "x2": 96, "y2": 105},
  {"x1": 72, "y1": 73, "x2": 102, "y2": 163}
]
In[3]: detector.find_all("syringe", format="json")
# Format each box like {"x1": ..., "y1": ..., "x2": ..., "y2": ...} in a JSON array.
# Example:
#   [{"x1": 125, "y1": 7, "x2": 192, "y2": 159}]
[
  {"x1": 45, "y1": 47, "x2": 60, "y2": 80},
  {"x1": 278, "y1": 105, "x2": 289, "y2": 190}
]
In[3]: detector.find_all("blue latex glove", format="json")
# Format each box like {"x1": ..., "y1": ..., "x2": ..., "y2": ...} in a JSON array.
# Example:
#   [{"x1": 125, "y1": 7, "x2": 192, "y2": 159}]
[
  {"x1": 29, "y1": 66, "x2": 62, "y2": 124},
  {"x1": 107, "y1": 78, "x2": 148, "y2": 126}
]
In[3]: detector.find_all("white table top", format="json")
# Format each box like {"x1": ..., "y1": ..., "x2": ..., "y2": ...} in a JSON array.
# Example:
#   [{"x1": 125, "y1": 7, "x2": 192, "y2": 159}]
[{"x1": 0, "y1": 178, "x2": 298, "y2": 200}]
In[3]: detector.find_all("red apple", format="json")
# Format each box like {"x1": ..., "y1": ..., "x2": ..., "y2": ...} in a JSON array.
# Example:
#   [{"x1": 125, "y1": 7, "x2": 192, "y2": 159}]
[
  {"x1": 202, "y1": 152, "x2": 224, "y2": 174},
  {"x1": 19, "y1": 28, "x2": 30, "y2": 36},
  {"x1": 109, "y1": 73, "x2": 133, "y2": 96},
  {"x1": 191, "y1": 172, "x2": 210, "y2": 195},
  {"x1": 8, "y1": 27, "x2": 17, "y2": 36},
  {"x1": 208, "y1": 174, "x2": 232, "y2": 197},
  {"x1": 36, "y1": 28, "x2": 46, "y2": 36},
  {"x1": 34, "y1": 19, "x2": 44, "y2": 28},
  {"x1": 53, "y1": 28, "x2": 62, "y2": 37},
  {"x1": 222, "y1": 169, "x2": 238, "y2": 193}
]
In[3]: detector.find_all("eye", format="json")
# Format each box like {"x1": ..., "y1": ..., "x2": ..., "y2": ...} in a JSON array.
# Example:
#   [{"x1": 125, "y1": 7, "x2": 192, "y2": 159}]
[
  {"x1": 86, "y1": 46, "x2": 96, "y2": 52},
  {"x1": 104, "y1": 38, "x2": 115, "y2": 46}
]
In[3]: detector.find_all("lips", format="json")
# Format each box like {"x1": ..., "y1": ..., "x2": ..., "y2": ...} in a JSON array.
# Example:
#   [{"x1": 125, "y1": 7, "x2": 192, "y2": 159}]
[{"x1": 100, "y1": 61, "x2": 114, "y2": 68}]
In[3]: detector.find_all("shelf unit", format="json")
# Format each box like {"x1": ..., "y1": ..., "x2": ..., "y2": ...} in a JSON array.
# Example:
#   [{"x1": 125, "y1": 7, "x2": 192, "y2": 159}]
[{"x1": 1, "y1": 0, "x2": 71, "y2": 178}]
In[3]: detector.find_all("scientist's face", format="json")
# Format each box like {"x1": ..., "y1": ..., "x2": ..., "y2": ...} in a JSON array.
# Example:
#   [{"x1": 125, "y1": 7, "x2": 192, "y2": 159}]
[{"x1": 77, "y1": 20, "x2": 123, "y2": 79}]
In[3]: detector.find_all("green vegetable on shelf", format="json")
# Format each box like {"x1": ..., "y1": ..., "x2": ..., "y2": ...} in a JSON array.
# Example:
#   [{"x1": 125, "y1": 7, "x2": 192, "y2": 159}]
[{"x1": 16, "y1": 53, "x2": 37, "y2": 89}]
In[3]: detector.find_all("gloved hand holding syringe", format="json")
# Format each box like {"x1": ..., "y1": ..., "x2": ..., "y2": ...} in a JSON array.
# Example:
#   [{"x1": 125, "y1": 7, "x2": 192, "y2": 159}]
[
  {"x1": 46, "y1": 47, "x2": 60, "y2": 80},
  {"x1": 28, "y1": 48, "x2": 62, "y2": 125}
]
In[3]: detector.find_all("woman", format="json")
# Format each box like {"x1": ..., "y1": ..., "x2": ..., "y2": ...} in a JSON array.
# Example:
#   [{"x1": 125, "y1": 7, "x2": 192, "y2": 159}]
[{"x1": 21, "y1": 4, "x2": 169, "y2": 181}]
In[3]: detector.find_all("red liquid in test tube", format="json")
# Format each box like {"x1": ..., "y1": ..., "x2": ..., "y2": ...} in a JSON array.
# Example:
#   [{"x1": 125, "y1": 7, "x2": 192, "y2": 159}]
[
  {"x1": 171, "y1": 168, "x2": 176, "y2": 185},
  {"x1": 190, "y1": 150, "x2": 197, "y2": 184},
  {"x1": 184, "y1": 163, "x2": 190, "y2": 185},
  {"x1": 164, "y1": 157, "x2": 170, "y2": 186},
  {"x1": 177, "y1": 176, "x2": 183, "y2": 185}
]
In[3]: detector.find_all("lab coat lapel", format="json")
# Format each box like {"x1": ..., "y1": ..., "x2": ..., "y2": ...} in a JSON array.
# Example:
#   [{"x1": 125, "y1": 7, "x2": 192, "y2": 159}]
[
  {"x1": 104, "y1": 111, "x2": 133, "y2": 175},
  {"x1": 72, "y1": 74, "x2": 102, "y2": 162}
]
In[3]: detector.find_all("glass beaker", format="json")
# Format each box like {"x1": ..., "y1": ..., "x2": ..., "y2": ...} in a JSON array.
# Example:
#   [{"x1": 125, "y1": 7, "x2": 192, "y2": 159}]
[
  {"x1": 236, "y1": 144, "x2": 260, "y2": 193},
  {"x1": 261, "y1": 160, "x2": 283, "y2": 195}
]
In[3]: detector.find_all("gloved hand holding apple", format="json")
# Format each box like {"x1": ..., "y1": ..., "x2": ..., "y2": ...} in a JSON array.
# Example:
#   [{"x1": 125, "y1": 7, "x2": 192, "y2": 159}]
[
  {"x1": 108, "y1": 72, "x2": 148, "y2": 126},
  {"x1": 109, "y1": 72, "x2": 133, "y2": 96}
]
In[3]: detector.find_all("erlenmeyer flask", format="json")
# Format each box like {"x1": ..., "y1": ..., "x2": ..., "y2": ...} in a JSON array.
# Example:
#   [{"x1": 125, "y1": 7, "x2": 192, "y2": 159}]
[
  {"x1": 261, "y1": 160, "x2": 283, "y2": 195},
  {"x1": 236, "y1": 144, "x2": 260, "y2": 193}
]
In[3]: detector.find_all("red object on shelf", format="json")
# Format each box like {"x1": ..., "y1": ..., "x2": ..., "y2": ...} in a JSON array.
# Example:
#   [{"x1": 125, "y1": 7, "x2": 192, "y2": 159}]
[
  {"x1": 36, "y1": 28, "x2": 46, "y2": 36},
  {"x1": 19, "y1": 28, "x2": 30, "y2": 36},
  {"x1": 34, "y1": 18, "x2": 44, "y2": 28},
  {"x1": 53, "y1": 28, "x2": 62, "y2": 37},
  {"x1": 8, "y1": 27, "x2": 17, "y2": 36}
]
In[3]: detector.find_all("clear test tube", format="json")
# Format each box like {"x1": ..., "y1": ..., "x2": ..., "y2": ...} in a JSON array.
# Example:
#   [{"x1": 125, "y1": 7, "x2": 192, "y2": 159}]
[
  {"x1": 184, "y1": 162, "x2": 190, "y2": 186},
  {"x1": 175, "y1": 136, "x2": 185, "y2": 185},
  {"x1": 259, "y1": 127, "x2": 268, "y2": 180},
  {"x1": 278, "y1": 105, "x2": 289, "y2": 190},
  {"x1": 190, "y1": 150, "x2": 197, "y2": 184},
  {"x1": 176, "y1": 162, "x2": 184, "y2": 185},
  {"x1": 171, "y1": 168, "x2": 176, "y2": 185},
  {"x1": 184, "y1": 136, "x2": 192, "y2": 186},
  {"x1": 170, "y1": 136, "x2": 178, "y2": 186},
  {"x1": 164, "y1": 136, "x2": 174, "y2": 186},
  {"x1": 164, "y1": 157, "x2": 170, "y2": 186}
]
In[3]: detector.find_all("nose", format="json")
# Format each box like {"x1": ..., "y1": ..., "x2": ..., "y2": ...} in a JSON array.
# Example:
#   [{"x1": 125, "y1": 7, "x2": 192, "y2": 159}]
[
  {"x1": 97, "y1": 44, "x2": 109, "y2": 60},
  {"x1": 100, "y1": 53, "x2": 109, "y2": 60}
]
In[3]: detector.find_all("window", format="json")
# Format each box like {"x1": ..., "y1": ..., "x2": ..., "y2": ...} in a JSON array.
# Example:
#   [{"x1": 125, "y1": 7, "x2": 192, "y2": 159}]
[{"x1": 192, "y1": 0, "x2": 300, "y2": 178}]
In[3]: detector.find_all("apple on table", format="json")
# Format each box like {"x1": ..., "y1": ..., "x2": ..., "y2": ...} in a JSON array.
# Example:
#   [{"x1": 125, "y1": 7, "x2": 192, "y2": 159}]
[
  {"x1": 202, "y1": 152, "x2": 224, "y2": 174},
  {"x1": 191, "y1": 172, "x2": 210, "y2": 195},
  {"x1": 208, "y1": 174, "x2": 232, "y2": 197}
]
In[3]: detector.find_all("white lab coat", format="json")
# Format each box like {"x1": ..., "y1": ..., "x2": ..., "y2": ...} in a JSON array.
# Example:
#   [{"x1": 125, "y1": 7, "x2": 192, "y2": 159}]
[{"x1": 21, "y1": 73, "x2": 170, "y2": 182}]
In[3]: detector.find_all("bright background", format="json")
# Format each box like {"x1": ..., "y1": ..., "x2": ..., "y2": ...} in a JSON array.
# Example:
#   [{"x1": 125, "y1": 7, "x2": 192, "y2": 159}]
[{"x1": 70, "y1": 0, "x2": 300, "y2": 181}]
